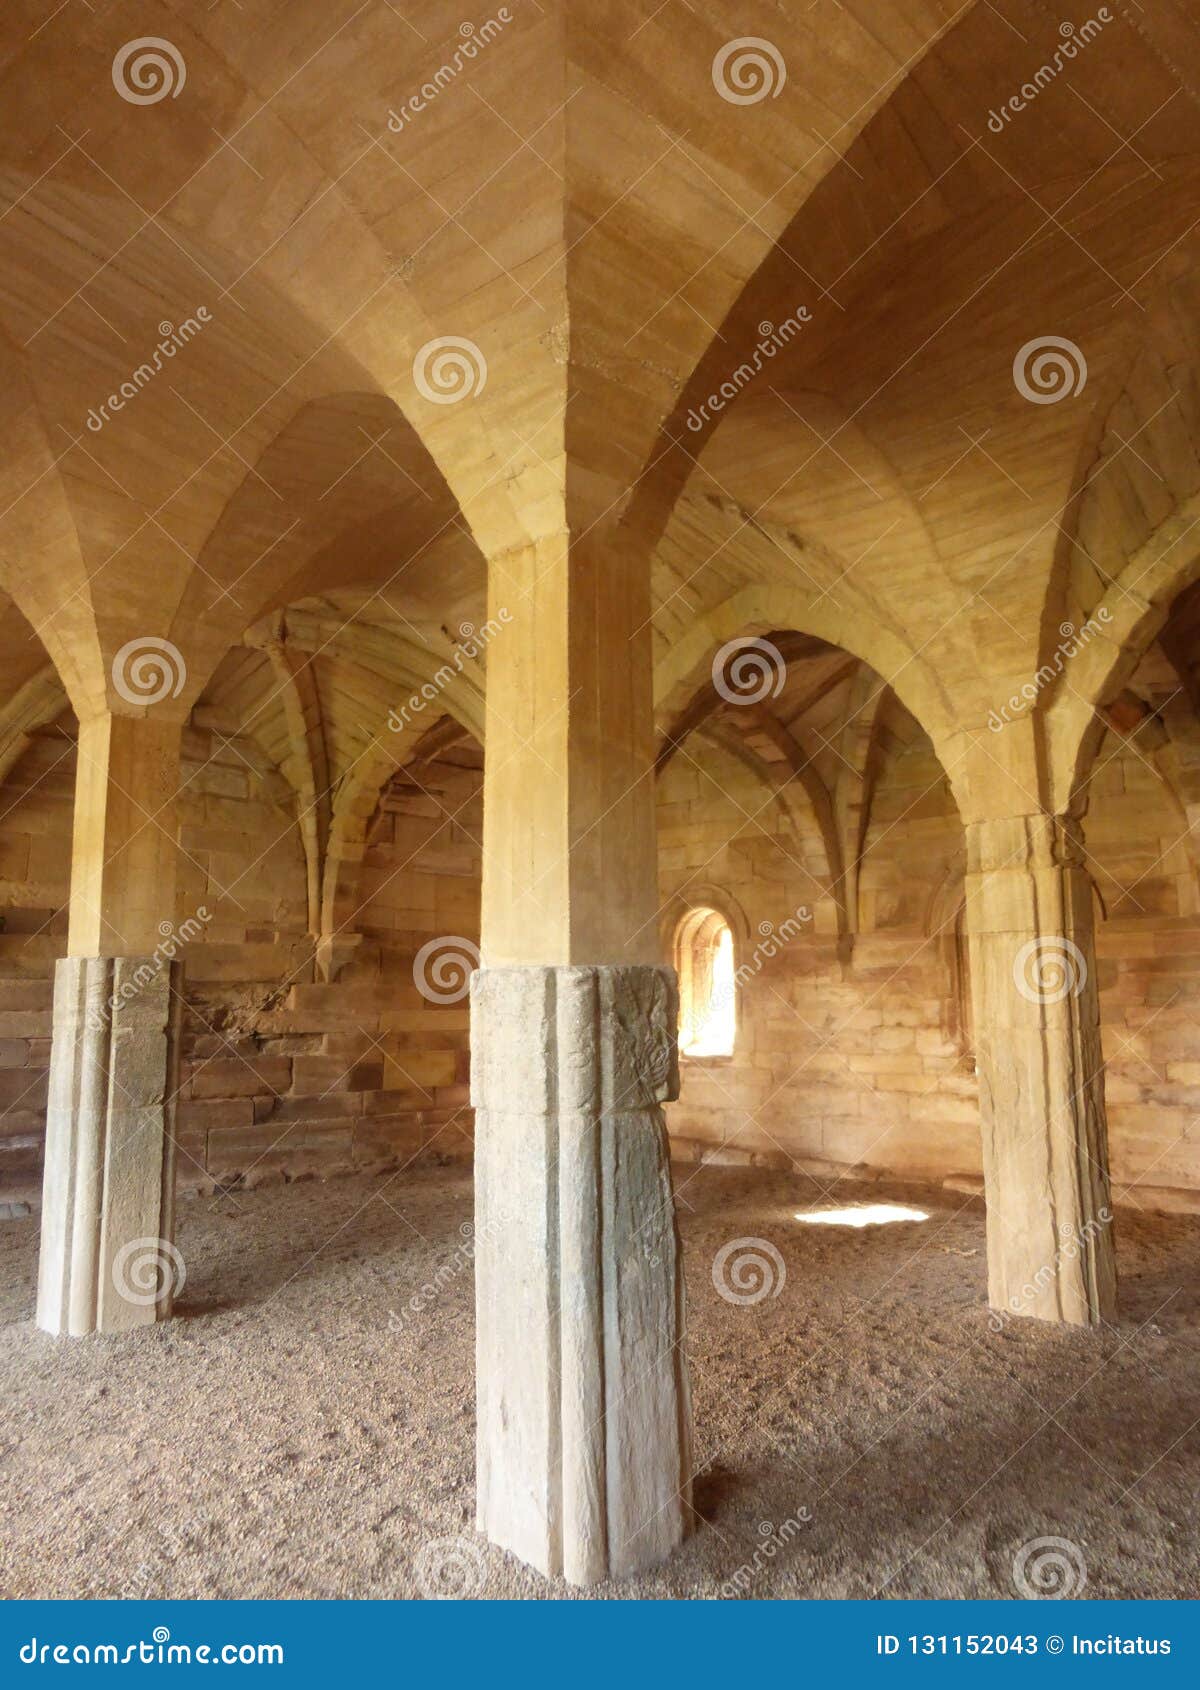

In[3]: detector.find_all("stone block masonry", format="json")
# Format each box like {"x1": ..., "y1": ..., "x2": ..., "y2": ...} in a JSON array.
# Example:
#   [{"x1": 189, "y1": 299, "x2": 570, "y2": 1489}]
[{"x1": 3, "y1": 677, "x2": 1200, "y2": 1215}]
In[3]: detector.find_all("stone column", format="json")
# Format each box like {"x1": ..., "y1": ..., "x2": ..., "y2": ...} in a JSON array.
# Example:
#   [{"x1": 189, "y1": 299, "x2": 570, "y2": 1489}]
[
  {"x1": 964, "y1": 813, "x2": 1117, "y2": 1327},
  {"x1": 474, "y1": 530, "x2": 694, "y2": 1584},
  {"x1": 37, "y1": 957, "x2": 183, "y2": 1336},
  {"x1": 472, "y1": 965, "x2": 690, "y2": 1585},
  {"x1": 37, "y1": 713, "x2": 186, "y2": 1337}
]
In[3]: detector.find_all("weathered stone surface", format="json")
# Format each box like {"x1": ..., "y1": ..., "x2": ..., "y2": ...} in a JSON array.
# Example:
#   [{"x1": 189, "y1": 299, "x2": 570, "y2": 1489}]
[
  {"x1": 965, "y1": 815, "x2": 1117, "y2": 1327},
  {"x1": 185, "y1": 1057, "x2": 293, "y2": 1099},
  {"x1": 472, "y1": 963, "x2": 692, "y2": 1587},
  {"x1": 37, "y1": 956, "x2": 183, "y2": 1337}
]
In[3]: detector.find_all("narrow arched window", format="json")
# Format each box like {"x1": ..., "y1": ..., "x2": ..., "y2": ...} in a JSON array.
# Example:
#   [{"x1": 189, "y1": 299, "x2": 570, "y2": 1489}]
[{"x1": 676, "y1": 906, "x2": 736, "y2": 1056}]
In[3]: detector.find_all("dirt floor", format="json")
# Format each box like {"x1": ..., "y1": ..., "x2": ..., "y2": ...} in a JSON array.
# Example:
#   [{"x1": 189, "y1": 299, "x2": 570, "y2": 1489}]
[{"x1": 1, "y1": 1161, "x2": 1197, "y2": 1600}]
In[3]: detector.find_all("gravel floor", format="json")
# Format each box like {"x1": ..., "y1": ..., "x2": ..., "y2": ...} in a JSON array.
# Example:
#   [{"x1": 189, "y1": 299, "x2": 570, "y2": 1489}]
[{"x1": 1, "y1": 1162, "x2": 1197, "y2": 1600}]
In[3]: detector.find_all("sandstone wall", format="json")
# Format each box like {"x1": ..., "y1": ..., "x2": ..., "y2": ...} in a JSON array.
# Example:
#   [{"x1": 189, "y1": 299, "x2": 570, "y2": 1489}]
[
  {"x1": 0, "y1": 723, "x2": 478, "y2": 1197},
  {"x1": 1086, "y1": 733, "x2": 1200, "y2": 1201},
  {"x1": 658, "y1": 731, "x2": 976, "y2": 1184},
  {"x1": 661, "y1": 720, "x2": 1200, "y2": 1203},
  {"x1": 3, "y1": 710, "x2": 1200, "y2": 1205}
]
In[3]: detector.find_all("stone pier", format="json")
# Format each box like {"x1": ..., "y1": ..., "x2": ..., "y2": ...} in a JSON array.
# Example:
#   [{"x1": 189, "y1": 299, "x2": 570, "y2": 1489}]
[
  {"x1": 965, "y1": 814, "x2": 1117, "y2": 1327},
  {"x1": 472, "y1": 963, "x2": 691, "y2": 1584},
  {"x1": 473, "y1": 528, "x2": 695, "y2": 1583},
  {"x1": 37, "y1": 956, "x2": 183, "y2": 1336},
  {"x1": 36, "y1": 711, "x2": 187, "y2": 1337}
]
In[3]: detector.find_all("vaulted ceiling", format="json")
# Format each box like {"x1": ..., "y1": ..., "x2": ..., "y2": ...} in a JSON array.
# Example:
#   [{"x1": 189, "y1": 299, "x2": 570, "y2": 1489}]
[{"x1": 1, "y1": 0, "x2": 1199, "y2": 824}]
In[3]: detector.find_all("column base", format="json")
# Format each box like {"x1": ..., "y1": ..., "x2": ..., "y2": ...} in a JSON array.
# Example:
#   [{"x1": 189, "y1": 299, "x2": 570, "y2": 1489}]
[
  {"x1": 37, "y1": 956, "x2": 183, "y2": 1337},
  {"x1": 471, "y1": 964, "x2": 693, "y2": 1586}
]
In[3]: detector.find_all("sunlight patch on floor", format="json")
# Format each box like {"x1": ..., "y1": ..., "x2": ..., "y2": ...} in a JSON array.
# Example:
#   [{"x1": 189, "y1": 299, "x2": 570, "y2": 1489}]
[{"x1": 794, "y1": 1203, "x2": 929, "y2": 1229}]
